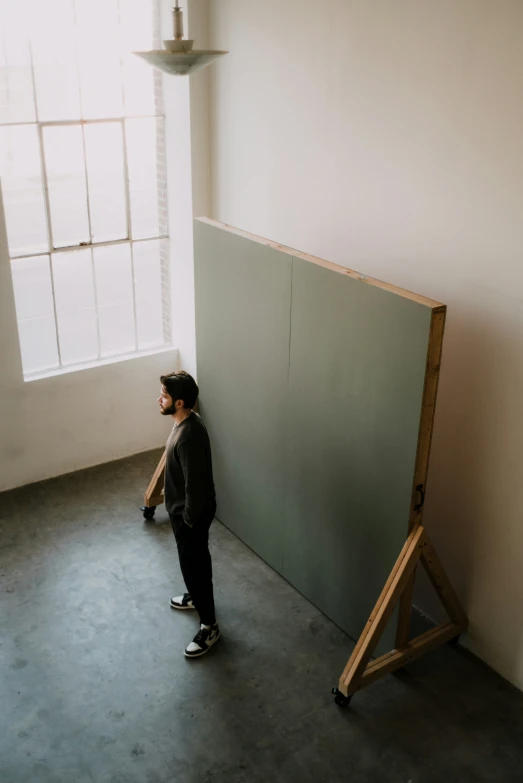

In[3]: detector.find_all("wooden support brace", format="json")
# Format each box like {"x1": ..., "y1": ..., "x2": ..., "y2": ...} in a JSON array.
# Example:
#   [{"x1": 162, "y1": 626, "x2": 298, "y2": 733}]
[
  {"x1": 144, "y1": 449, "x2": 166, "y2": 507},
  {"x1": 420, "y1": 536, "x2": 468, "y2": 627},
  {"x1": 396, "y1": 309, "x2": 446, "y2": 649},
  {"x1": 395, "y1": 574, "x2": 416, "y2": 650},
  {"x1": 339, "y1": 525, "x2": 425, "y2": 695},
  {"x1": 338, "y1": 531, "x2": 418, "y2": 686},
  {"x1": 337, "y1": 525, "x2": 467, "y2": 700},
  {"x1": 356, "y1": 622, "x2": 462, "y2": 690},
  {"x1": 142, "y1": 402, "x2": 199, "y2": 509}
]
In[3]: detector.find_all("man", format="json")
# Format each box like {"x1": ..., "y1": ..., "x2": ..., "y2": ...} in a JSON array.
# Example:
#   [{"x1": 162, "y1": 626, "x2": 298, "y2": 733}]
[{"x1": 158, "y1": 370, "x2": 219, "y2": 658}]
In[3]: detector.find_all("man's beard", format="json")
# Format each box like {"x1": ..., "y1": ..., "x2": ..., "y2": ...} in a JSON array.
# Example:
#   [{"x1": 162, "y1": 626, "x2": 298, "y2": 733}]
[{"x1": 160, "y1": 404, "x2": 176, "y2": 416}]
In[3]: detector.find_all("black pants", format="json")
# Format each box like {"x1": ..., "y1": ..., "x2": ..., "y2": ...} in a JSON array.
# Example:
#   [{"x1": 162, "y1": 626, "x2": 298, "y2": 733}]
[{"x1": 170, "y1": 507, "x2": 216, "y2": 627}]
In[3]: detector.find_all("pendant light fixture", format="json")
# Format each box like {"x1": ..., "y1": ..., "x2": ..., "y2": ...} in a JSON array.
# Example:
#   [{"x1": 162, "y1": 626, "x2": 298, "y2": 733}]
[{"x1": 134, "y1": 1, "x2": 228, "y2": 76}]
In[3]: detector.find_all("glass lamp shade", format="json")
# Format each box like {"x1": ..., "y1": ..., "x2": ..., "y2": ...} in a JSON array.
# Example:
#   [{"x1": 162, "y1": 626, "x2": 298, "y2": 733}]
[{"x1": 134, "y1": 50, "x2": 228, "y2": 76}]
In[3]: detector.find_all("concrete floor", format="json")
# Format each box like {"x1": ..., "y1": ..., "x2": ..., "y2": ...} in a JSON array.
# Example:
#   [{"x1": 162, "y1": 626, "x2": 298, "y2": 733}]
[{"x1": 1, "y1": 451, "x2": 523, "y2": 783}]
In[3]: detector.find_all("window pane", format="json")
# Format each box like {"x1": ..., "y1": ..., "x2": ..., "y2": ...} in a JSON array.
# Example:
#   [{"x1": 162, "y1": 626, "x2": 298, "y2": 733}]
[
  {"x1": 0, "y1": 125, "x2": 48, "y2": 257},
  {"x1": 76, "y1": 0, "x2": 123, "y2": 119},
  {"x1": 32, "y1": 39, "x2": 82, "y2": 121},
  {"x1": 84, "y1": 123, "x2": 127, "y2": 243},
  {"x1": 43, "y1": 125, "x2": 90, "y2": 248},
  {"x1": 122, "y1": 55, "x2": 156, "y2": 118},
  {"x1": 0, "y1": 30, "x2": 36, "y2": 124},
  {"x1": 120, "y1": 0, "x2": 156, "y2": 116},
  {"x1": 126, "y1": 118, "x2": 163, "y2": 239},
  {"x1": 17, "y1": 317, "x2": 60, "y2": 375},
  {"x1": 93, "y1": 244, "x2": 135, "y2": 356},
  {"x1": 31, "y1": 0, "x2": 81, "y2": 121},
  {"x1": 11, "y1": 255, "x2": 55, "y2": 319},
  {"x1": 10, "y1": 256, "x2": 59, "y2": 374},
  {"x1": 52, "y1": 249, "x2": 98, "y2": 364},
  {"x1": 120, "y1": 0, "x2": 155, "y2": 51},
  {"x1": 132, "y1": 240, "x2": 165, "y2": 349}
]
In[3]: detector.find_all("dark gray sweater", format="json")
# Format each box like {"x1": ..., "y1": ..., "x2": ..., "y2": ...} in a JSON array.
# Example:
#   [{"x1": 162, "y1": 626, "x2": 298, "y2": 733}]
[{"x1": 164, "y1": 412, "x2": 216, "y2": 524}]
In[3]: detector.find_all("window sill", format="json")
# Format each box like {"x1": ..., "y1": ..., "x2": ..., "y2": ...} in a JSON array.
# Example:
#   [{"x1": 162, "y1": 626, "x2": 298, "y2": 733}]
[{"x1": 24, "y1": 345, "x2": 176, "y2": 383}]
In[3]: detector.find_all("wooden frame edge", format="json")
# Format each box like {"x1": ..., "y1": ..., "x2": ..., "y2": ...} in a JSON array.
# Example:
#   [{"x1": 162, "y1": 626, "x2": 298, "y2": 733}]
[
  {"x1": 396, "y1": 306, "x2": 447, "y2": 647},
  {"x1": 195, "y1": 217, "x2": 445, "y2": 311}
]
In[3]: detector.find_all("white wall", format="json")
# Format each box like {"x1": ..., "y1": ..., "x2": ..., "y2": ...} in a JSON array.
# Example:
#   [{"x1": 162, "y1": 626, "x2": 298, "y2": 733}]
[{"x1": 207, "y1": 0, "x2": 523, "y2": 688}]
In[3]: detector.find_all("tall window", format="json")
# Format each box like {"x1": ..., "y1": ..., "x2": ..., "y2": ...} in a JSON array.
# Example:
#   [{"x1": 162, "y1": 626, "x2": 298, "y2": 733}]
[{"x1": 0, "y1": 0, "x2": 170, "y2": 377}]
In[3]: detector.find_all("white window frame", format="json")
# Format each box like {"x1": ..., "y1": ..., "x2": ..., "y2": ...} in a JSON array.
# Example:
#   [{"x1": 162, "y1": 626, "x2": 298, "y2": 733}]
[{"x1": 1, "y1": 0, "x2": 172, "y2": 379}]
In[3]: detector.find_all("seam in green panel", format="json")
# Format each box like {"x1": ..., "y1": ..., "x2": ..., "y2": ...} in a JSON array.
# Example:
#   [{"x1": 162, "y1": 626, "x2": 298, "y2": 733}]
[{"x1": 281, "y1": 256, "x2": 294, "y2": 576}]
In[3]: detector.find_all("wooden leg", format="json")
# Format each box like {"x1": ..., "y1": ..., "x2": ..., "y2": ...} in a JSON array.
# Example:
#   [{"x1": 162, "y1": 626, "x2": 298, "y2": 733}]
[
  {"x1": 142, "y1": 401, "x2": 197, "y2": 511},
  {"x1": 338, "y1": 530, "x2": 419, "y2": 687},
  {"x1": 356, "y1": 622, "x2": 463, "y2": 690},
  {"x1": 421, "y1": 535, "x2": 468, "y2": 627},
  {"x1": 335, "y1": 525, "x2": 468, "y2": 702},
  {"x1": 339, "y1": 525, "x2": 425, "y2": 696},
  {"x1": 144, "y1": 449, "x2": 166, "y2": 508},
  {"x1": 395, "y1": 574, "x2": 416, "y2": 648}
]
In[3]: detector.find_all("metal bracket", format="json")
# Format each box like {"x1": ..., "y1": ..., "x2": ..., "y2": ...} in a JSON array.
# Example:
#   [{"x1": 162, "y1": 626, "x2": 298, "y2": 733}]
[{"x1": 414, "y1": 484, "x2": 425, "y2": 511}]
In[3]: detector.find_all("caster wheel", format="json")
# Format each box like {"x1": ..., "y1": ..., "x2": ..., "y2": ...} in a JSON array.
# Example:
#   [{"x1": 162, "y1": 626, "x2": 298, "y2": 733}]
[
  {"x1": 392, "y1": 667, "x2": 406, "y2": 676},
  {"x1": 141, "y1": 505, "x2": 156, "y2": 521},
  {"x1": 448, "y1": 635, "x2": 461, "y2": 648},
  {"x1": 331, "y1": 688, "x2": 352, "y2": 708}
]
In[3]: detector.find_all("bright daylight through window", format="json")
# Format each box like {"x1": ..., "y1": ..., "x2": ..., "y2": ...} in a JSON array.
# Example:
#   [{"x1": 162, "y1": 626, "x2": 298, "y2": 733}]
[{"x1": 0, "y1": 0, "x2": 171, "y2": 378}]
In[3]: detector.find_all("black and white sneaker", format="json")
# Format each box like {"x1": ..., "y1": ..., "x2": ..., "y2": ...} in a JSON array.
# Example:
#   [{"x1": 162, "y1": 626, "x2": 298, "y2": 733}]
[
  {"x1": 170, "y1": 593, "x2": 195, "y2": 610},
  {"x1": 184, "y1": 624, "x2": 221, "y2": 658}
]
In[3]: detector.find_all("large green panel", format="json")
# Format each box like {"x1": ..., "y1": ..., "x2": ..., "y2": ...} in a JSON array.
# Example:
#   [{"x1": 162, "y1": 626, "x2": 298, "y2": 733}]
[
  {"x1": 194, "y1": 220, "x2": 292, "y2": 571},
  {"x1": 194, "y1": 219, "x2": 435, "y2": 651},
  {"x1": 282, "y1": 258, "x2": 432, "y2": 649}
]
